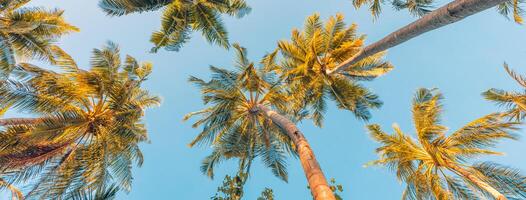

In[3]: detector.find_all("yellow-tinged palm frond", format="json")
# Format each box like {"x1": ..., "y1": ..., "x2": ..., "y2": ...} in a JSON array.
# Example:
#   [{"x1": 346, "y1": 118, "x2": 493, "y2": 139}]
[
  {"x1": 368, "y1": 88, "x2": 523, "y2": 200},
  {"x1": 412, "y1": 88, "x2": 447, "y2": 143},
  {"x1": 0, "y1": 41, "x2": 159, "y2": 199},
  {"x1": 484, "y1": 63, "x2": 526, "y2": 121},
  {"x1": 276, "y1": 13, "x2": 393, "y2": 127},
  {"x1": 99, "y1": 0, "x2": 250, "y2": 52},
  {"x1": 0, "y1": 5, "x2": 78, "y2": 75},
  {"x1": 186, "y1": 43, "x2": 294, "y2": 183},
  {"x1": 498, "y1": 0, "x2": 525, "y2": 24}
]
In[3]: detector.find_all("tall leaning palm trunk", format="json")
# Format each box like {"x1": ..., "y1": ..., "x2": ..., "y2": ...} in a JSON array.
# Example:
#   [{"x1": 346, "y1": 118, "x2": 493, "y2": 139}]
[
  {"x1": 257, "y1": 105, "x2": 335, "y2": 200},
  {"x1": 328, "y1": 0, "x2": 507, "y2": 75}
]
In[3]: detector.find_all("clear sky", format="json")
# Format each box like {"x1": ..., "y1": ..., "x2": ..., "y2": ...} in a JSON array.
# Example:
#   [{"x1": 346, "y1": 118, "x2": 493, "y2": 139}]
[{"x1": 5, "y1": 0, "x2": 526, "y2": 199}]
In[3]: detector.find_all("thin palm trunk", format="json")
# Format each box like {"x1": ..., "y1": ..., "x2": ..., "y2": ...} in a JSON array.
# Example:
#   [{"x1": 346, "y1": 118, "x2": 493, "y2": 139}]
[
  {"x1": 444, "y1": 160, "x2": 507, "y2": 200},
  {"x1": 257, "y1": 104, "x2": 335, "y2": 200},
  {"x1": 0, "y1": 118, "x2": 42, "y2": 126},
  {"x1": 327, "y1": 0, "x2": 507, "y2": 75}
]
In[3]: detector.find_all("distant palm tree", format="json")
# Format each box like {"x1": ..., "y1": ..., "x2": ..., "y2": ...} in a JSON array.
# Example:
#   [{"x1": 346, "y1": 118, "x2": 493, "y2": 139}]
[
  {"x1": 0, "y1": 0, "x2": 79, "y2": 75},
  {"x1": 484, "y1": 63, "x2": 526, "y2": 121},
  {"x1": 276, "y1": 13, "x2": 393, "y2": 127},
  {"x1": 0, "y1": 42, "x2": 160, "y2": 199},
  {"x1": 185, "y1": 44, "x2": 336, "y2": 200},
  {"x1": 98, "y1": 0, "x2": 250, "y2": 52},
  {"x1": 352, "y1": 0, "x2": 523, "y2": 23},
  {"x1": 368, "y1": 88, "x2": 526, "y2": 200},
  {"x1": 329, "y1": 0, "x2": 519, "y2": 75},
  {"x1": 257, "y1": 188, "x2": 274, "y2": 200}
]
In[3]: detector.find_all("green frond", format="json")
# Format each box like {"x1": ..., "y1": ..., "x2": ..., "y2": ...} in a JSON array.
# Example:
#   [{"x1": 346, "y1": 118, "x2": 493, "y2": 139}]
[
  {"x1": 98, "y1": 0, "x2": 171, "y2": 16},
  {"x1": 498, "y1": 0, "x2": 525, "y2": 24},
  {"x1": 150, "y1": 2, "x2": 191, "y2": 52},
  {"x1": 473, "y1": 162, "x2": 526, "y2": 198},
  {"x1": 260, "y1": 141, "x2": 288, "y2": 182},
  {"x1": 193, "y1": 3, "x2": 230, "y2": 49},
  {"x1": 445, "y1": 113, "x2": 518, "y2": 151}
]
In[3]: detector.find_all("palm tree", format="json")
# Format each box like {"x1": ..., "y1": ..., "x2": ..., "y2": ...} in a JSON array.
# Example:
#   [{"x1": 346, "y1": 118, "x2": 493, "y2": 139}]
[
  {"x1": 185, "y1": 43, "x2": 336, "y2": 200},
  {"x1": 352, "y1": 0, "x2": 523, "y2": 23},
  {"x1": 367, "y1": 88, "x2": 526, "y2": 200},
  {"x1": 257, "y1": 188, "x2": 274, "y2": 200},
  {"x1": 276, "y1": 13, "x2": 393, "y2": 127},
  {"x1": 484, "y1": 63, "x2": 526, "y2": 121},
  {"x1": 0, "y1": 0, "x2": 79, "y2": 75},
  {"x1": 0, "y1": 42, "x2": 160, "y2": 199},
  {"x1": 328, "y1": 0, "x2": 514, "y2": 75},
  {"x1": 98, "y1": 0, "x2": 250, "y2": 52}
]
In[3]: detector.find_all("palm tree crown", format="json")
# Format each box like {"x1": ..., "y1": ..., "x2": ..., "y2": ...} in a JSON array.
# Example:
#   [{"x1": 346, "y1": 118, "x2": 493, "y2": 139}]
[
  {"x1": 184, "y1": 44, "x2": 293, "y2": 182},
  {"x1": 98, "y1": 0, "x2": 251, "y2": 52},
  {"x1": 0, "y1": 0, "x2": 79, "y2": 75},
  {"x1": 276, "y1": 13, "x2": 393, "y2": 126},
  {"x1": 368, "y1": 88, "x2": 526, "y2": 199},
  {"x1": 0, "y1": 42, "x2": 160, "y2": 198},
  {"x1": 352, "y1": 0, "x2": 524, "y2": 23},
  {"x1": 484, "y1": 64, "x2": 526, "y2": 121}
]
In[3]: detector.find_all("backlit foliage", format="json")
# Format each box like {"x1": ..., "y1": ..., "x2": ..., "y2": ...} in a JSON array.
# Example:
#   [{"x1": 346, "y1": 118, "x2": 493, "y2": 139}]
[
  {"x1": 0, "y1": 0, "x2": 78, "y2": 75},
  {"x1": 184, "y1": 44, "x2": 295, "y2": 183},
  {"x1": 276, "y1": 13, "x2": 393, "y2": 127},
  {"x1": 352, "y1": 0, "x2": 525, "y2": 24},
  {"x1": 368, "y1": 88, "x2": 526, "y2": 199},
  {"x1": 98, "y1": 0, "x2": 251, "y2": 52},
  {"x1": 0, "y1": 42, "x2": 160, "y2": 199},
  {"x1": 484, "y1": 63, "x2": 526, "y2": 121}
]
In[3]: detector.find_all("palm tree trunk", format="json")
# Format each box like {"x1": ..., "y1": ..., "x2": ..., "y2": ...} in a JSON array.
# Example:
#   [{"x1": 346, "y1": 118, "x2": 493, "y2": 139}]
[
  {"x1": 257, "y1": 104, "x2": 335, "y2": 200},
  {"x1": 327, "y1": 0, "x2": 507, "y2": 75},
  {"x1": 0, "y1": 118, "x2": 42, "y2": 126},
  {"x1": 444, "y1": 160, "x2": 507, "y2": 200}
]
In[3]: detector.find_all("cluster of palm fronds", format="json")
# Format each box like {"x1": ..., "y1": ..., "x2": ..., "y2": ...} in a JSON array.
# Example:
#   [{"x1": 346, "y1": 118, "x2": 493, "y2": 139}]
[
  {"x1": 98, "y1": 0, "x2": 251, "y2": 52},
  {"x1": 0, "y1": 40, "x2": 159, "y2": 198},
  {"x1": 184, "y1": 14, "x2": 394, "y2": 198},
  {"x1": 367, "y1": 88, "x2": 526, "y2": 200},
  {"x1": 0, "y1": 0, "x2": 78, "y2": 75}
]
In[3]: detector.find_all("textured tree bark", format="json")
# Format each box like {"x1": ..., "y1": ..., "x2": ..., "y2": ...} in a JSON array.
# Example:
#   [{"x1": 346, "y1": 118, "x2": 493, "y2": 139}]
[
  {"x1": 257, "y1": 104, "x2": 335, "y2": 200},
  {"x1": 445, "y1": 160, "x2": 507, "y2": 200},
  {"x1": 0, "y1": 118, "x2": 42, "y2": 126},
  {"x1": 327, "y1": 0, "x2": 508, "y2": 75}
]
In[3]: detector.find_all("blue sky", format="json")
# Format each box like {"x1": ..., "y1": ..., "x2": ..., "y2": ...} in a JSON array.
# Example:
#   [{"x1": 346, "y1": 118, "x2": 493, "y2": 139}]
[{"x1": 4, "y1": 0, "x2": 526, "y2": 199}]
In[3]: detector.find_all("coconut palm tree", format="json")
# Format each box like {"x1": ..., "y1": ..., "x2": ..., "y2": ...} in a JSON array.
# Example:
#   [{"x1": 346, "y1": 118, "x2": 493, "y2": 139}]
[
  {"x1": 367, "y1": 88, "x2": 526, "y2": 200},
  {"x1": 0, "y1": 42, "x2": 160, "y2": 199},
  {"x1": 484, "y1": 63, "x2": 526, "y2": 121},
  {"x1": 98, "y1": 0, "x2": 250, "y2": 52},
  {"x1": 0, "y1": 0, "x2": 79, "y2": 75},
  {"x1": 276, "y1": 13, "x2": 393, "y2": 127},
  {"x1": 353, "y1": 0, "x2": 523, "y2": 23},
  {"x1": 185, "y1": 43, "x2": 336, "y2": 200},
  {"x1": 328, "y1": 0, "x2": 515, "y2": 75}
]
